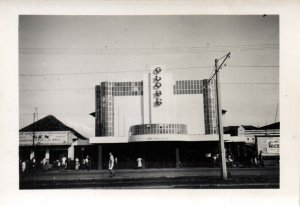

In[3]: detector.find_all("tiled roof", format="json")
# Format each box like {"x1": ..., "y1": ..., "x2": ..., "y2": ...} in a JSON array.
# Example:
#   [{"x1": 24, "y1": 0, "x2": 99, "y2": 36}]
[
  {"x1": 19, "y1": 115, "x2": 87, "y2": 140},
  {"x1": 259, "y1": 122, "x2": 280, "y2": 130},
  {"x1": 241, "y1": 125, "x2": 258, "y2": 130},
  {"x1": 223, "y1": 126, "x2": 239, "y2": 136}
]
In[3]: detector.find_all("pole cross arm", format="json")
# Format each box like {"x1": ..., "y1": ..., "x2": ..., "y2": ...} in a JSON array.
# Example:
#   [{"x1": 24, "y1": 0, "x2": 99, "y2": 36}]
[{"x1": 208, "y1": 52, "x2": 231, "y2": 82}]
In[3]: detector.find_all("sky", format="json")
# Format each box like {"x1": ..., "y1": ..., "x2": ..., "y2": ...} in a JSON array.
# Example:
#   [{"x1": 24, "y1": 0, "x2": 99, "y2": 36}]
[{"x1": 19, "y1": 15, "x2": 279, "y2": 138}]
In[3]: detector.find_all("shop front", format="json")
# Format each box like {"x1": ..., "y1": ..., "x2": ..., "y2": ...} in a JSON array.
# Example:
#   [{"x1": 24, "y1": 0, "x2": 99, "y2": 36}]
[
  {"x1": 19, "y1": 131, "x2": 76, "y2": 167},
  {"x1": 256, "y1": 136, "x2": 280, "y2": 166},
  {"x1": 90, "y1": 134, "x2": 250, "y2": 169}
]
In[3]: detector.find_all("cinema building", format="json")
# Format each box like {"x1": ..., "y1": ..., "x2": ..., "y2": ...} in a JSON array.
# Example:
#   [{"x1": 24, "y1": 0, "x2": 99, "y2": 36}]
[{"x1": 90, "y1": 66, "x2": 246, "y2": 169}]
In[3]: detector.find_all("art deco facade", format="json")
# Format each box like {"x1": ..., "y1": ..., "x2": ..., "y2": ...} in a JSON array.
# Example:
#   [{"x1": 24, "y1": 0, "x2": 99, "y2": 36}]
[{"x1": 94, "y1": 66, "x2": 218, "y2": 141}]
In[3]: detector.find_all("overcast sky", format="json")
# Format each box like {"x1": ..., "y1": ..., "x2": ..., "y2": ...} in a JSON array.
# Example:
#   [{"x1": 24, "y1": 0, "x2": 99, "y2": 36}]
[{"x1": 19, "y1": 15, "x2": 279, "y2": 137}]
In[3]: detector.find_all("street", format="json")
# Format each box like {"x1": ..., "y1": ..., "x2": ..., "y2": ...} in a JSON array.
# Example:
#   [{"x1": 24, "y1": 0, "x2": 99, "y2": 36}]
[{"x1": 20, "y1": 167, "x2": 279, "y2": 189}]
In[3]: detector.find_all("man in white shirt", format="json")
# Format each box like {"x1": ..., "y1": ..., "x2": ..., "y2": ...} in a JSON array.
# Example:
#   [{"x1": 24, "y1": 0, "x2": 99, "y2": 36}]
[
  {"x1": 108, "y1": 152, "x2": 115, "y2": 177},
  {"x1": 137, "y1": 157, "x2": 142, "y2": 169},
  {"x1": 21, "y1": 160, "x2": 26, "y2": 173},
  {"x1": 62, "y1": 156, "x2": 67, "y2": 169}
]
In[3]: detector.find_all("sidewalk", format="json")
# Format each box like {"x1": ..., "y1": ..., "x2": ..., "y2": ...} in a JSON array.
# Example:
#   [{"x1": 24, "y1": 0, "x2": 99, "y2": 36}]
[{"x1": 20, "y1": 167, "x2": 279, "y2": 189}]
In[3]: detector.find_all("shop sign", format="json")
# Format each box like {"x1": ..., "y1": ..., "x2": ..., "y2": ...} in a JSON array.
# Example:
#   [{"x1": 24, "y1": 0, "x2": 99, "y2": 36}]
[
  {"x1": 266, "y1": 139, "x2": 280, "y2": 154},
  {"x1": 19, "y1": 131, "x2": 72, "y2": 146},
  {"x1": 256, "y1": 137, "x2": 280, "y2": 156},
  {"x1": 153, "y1": 67, "x2": 162, "y2": 106}
]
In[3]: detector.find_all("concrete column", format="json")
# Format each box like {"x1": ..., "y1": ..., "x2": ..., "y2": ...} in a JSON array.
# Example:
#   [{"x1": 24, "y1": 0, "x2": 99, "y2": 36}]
[
  {"x1": 175, "y1": 147, "x2": 180, "y2": 168},
  {"x1": 98, "y1": 145, "x2": 102, "y2": 170},
  {"x1": 68, "y1": 144, "x2": 75, "y2": 160}
]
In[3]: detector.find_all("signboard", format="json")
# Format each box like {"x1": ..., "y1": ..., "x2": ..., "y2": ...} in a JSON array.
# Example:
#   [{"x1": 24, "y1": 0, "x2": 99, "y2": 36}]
[
  {"x1": 153, "y1": 67, "x2": 162, "y2": 106},
  {"x1": 19, "y1": 131, "x2": 73, "y2": 146},
  {"x1": 89, "y1": 134, "x2": 231, "y2": 143},
  {"x1": 256, "y1": 136, "x2": 280, "y2": 156},
  {"x1": 267, "y1": 139, "x2": 280, "y2": 154}
]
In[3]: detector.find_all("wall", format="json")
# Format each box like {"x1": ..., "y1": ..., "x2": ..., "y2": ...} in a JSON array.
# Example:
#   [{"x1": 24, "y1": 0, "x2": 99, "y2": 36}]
[
  {"x1": 149, "y1": 69, "x2": 174, "y2": 124},
  {"x1": 172, "y1": 94, "x2": 205, "y2": 134},
  {"x1": 113, "y1": 95, "x2": 143, "y2": 137}
]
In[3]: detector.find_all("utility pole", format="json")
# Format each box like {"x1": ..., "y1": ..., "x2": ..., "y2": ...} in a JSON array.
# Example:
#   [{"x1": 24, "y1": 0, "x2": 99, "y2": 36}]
[
  {"x1": 210, "y1": 52, "x2": 230, "y2": 180},
  {"x1": 274, "y1": 103, "x2": 279, "y2": 123},
  {"x1": 32, "y1": 112, "x2": 36, "y2": 159},
  {"x1": 35, "y1": 107, "x2": 38, "y2": 121}
]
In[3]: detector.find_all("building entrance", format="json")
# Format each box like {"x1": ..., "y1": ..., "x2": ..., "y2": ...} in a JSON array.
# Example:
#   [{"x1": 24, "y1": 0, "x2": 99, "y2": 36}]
[{"x1": 100, "y1": 141, "x2": 221, "y2": 169}]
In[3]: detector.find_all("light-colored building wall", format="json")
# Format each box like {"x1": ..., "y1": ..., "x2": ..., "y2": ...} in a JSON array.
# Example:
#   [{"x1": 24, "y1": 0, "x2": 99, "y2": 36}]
[
  {"x1": 112, "y1": 69, "x2": 205, "y2": 137},
  {"x1": 149, "y1": 68, "x2": 174, "y2": 124},
  {"x1": 95, "y1": 66, "x2": 217, "y2": 139},
  {"x1": 114, "y1": 95, "x2": 143, "y2": 137},
  {"x1": 172, "y1": 94, "x2": 205, "y2": 134}
]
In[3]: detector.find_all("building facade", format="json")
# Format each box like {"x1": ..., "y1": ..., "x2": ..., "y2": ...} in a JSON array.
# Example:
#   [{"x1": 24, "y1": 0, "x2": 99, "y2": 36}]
[
  {"x1": 94, "y1": 66, "x2": 218, "y2": 139},
  {"x1": 19, "y1": 115, "x2": 90, "y2": 167},
  {"x1": 89, "y1": 66, "x2": 238, "y2": 169}
]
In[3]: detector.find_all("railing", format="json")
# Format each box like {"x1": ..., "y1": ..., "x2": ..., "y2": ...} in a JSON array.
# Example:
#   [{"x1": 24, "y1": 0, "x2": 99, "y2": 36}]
[{"x1": 130, "y1": 123, "x2": 187, "y2": 136}]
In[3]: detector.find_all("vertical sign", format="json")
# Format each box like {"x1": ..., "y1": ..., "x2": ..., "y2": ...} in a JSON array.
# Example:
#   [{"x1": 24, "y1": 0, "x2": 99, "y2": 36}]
[{"x1": 153, "y1": 67, "x2": 162, "y2": 106}]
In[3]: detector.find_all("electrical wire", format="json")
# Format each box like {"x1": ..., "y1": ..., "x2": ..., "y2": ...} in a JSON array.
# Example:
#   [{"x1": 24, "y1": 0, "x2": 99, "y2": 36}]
[
  {"x1": 19, "y1": 65, "x2": 279, "y2": 77},
  {"x1": 19, "y1": 83, "x2": 279, "y2": 92},
  {"x1": 19, "y1": 44, "x2": 279, "y2": 55}
]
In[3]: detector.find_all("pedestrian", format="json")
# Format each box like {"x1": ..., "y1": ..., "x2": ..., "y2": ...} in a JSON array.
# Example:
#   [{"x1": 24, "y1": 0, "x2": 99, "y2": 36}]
[
  {"x1": 21, "y1": 159, "x2": 27, "y2": 173},
  {"x1": 31, "y1": 157, "x2": 36, "y2": 173},
  {"x1": 226, "y1": 154, "x2": 233, "y2": 167},
  {"x1": 85, "y1": 156, "x2": 90, "y2": 171},
  {"x1": 56, "y1": 159, "x2": 61, "y2": 169},
  {"x1": 258, "y1": 150, "x2": 264, "y2": 167},
  {"x1": 254, "y1": 156, "x2": 258, "y2": 167},
  {"x1": 41, "y1": 157, "x2": 47, "y2": 172},
  {"x1": 61, "y1": 156, "x2": 67, "y2": 170},
  {"x1": 137, "y1": 157, "x2": 143, "y2": 169},
  {"x1": 81, "y1": 158, "x2": 86, "y2": 170},
  {"x1": 108, "y1": 152, "x2": 115, "y2": 177},
  {"x1": 75, "y1": 157, "x2": 80, "y2": 170},
  {"x1": 114, "y1": 157, "x2": 118, "y2": 169},
  {"x1": 212, "y1": 154, "x2": 218, "y2": 167}
]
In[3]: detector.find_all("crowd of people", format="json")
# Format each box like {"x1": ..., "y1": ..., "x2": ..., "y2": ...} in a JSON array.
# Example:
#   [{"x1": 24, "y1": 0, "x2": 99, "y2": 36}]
[
  {"x1": 19, "y1": 157, "x2": 49, "y2": 175},
  {"x1": 53, "y1": 155, "x2": 92, "y2": 171},
  {"x1": 210, "y1": 151, "x2": 264, "y2": 168},
  {"x1": 20, "y1": 151, "x2": 266, "y2": 178},
  {"x1": 19, "y1": 155, "x2": 92, "y2": 175}
]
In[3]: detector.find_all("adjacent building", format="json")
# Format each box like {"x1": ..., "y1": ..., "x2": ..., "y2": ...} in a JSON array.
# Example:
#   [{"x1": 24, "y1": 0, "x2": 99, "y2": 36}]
[{"x1": 19, "y1": 115, "x2": 89, "y2": 166}]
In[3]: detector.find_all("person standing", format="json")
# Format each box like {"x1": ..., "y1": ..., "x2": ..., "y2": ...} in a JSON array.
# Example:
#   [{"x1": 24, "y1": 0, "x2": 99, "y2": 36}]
[
  {"x1": 61, "y1": 156, "x2": 67, "y2": 171},
  {"x1": 212, "y1": 154, "x2": 218, "y2": 167},
  {"x1": 114, "y1": 157, "x2": 118, "y2": 169},
  {"x1": 258, "y1": 150, "x2": 264, "y2": 167},
  {"x1": 108, "y1": 152, "x2": 115, "y2": 177},
  {"x1": 75, "y1": 157, "x2": 80, "y2": 170},
  {"x1": 85, "y1": 156, "x2": 90, "y2": 171},
  {"x1": 137, "y1": 157, "x2": 143, "y2": 169},
  {"x1": 21, "y1": 159, "x2": 27, "y2": 173}
]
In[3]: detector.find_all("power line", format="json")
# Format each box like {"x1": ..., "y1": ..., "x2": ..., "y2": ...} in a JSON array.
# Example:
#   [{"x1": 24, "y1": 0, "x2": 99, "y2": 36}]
[
  {"x1": 19, "y1": 44, "x2": 279, "y2": 52},
  {"x1": 20, "y1": 112, "x2": 91, "y2": 115},
  {"x1": 19, "y1": 43, "x2": 278, "y2": 51},
  {"x1": 228, "y1": 65, "x2": 279, "y2": 68},
  {"x1": 19, "y1": 88, "x2": 94, "y2": 91},
  {"x1": 19, "y1": 83, "x2": 279, "y2": 92},
  {"x1": 19, "y1": 65, "x2": 279, "y2": 77},
  {"x1": 19, "y1": 44, "x2": 278, "y2": 55},
  {"x1": 19, "y1": 66, "x2": 213, "y2": 77},
  {"x1": 221, "y1": 82, "x2": 279, "y2": 84}
]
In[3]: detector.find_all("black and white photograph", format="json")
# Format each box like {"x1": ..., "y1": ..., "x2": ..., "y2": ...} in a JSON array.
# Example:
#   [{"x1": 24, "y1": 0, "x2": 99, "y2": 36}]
[
  {"x1": 18, "y1": 15, "x2": 280, "y2": 189},
  {"x1": 0, "y1": 1, "x2": 300, "y2": 206}
]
